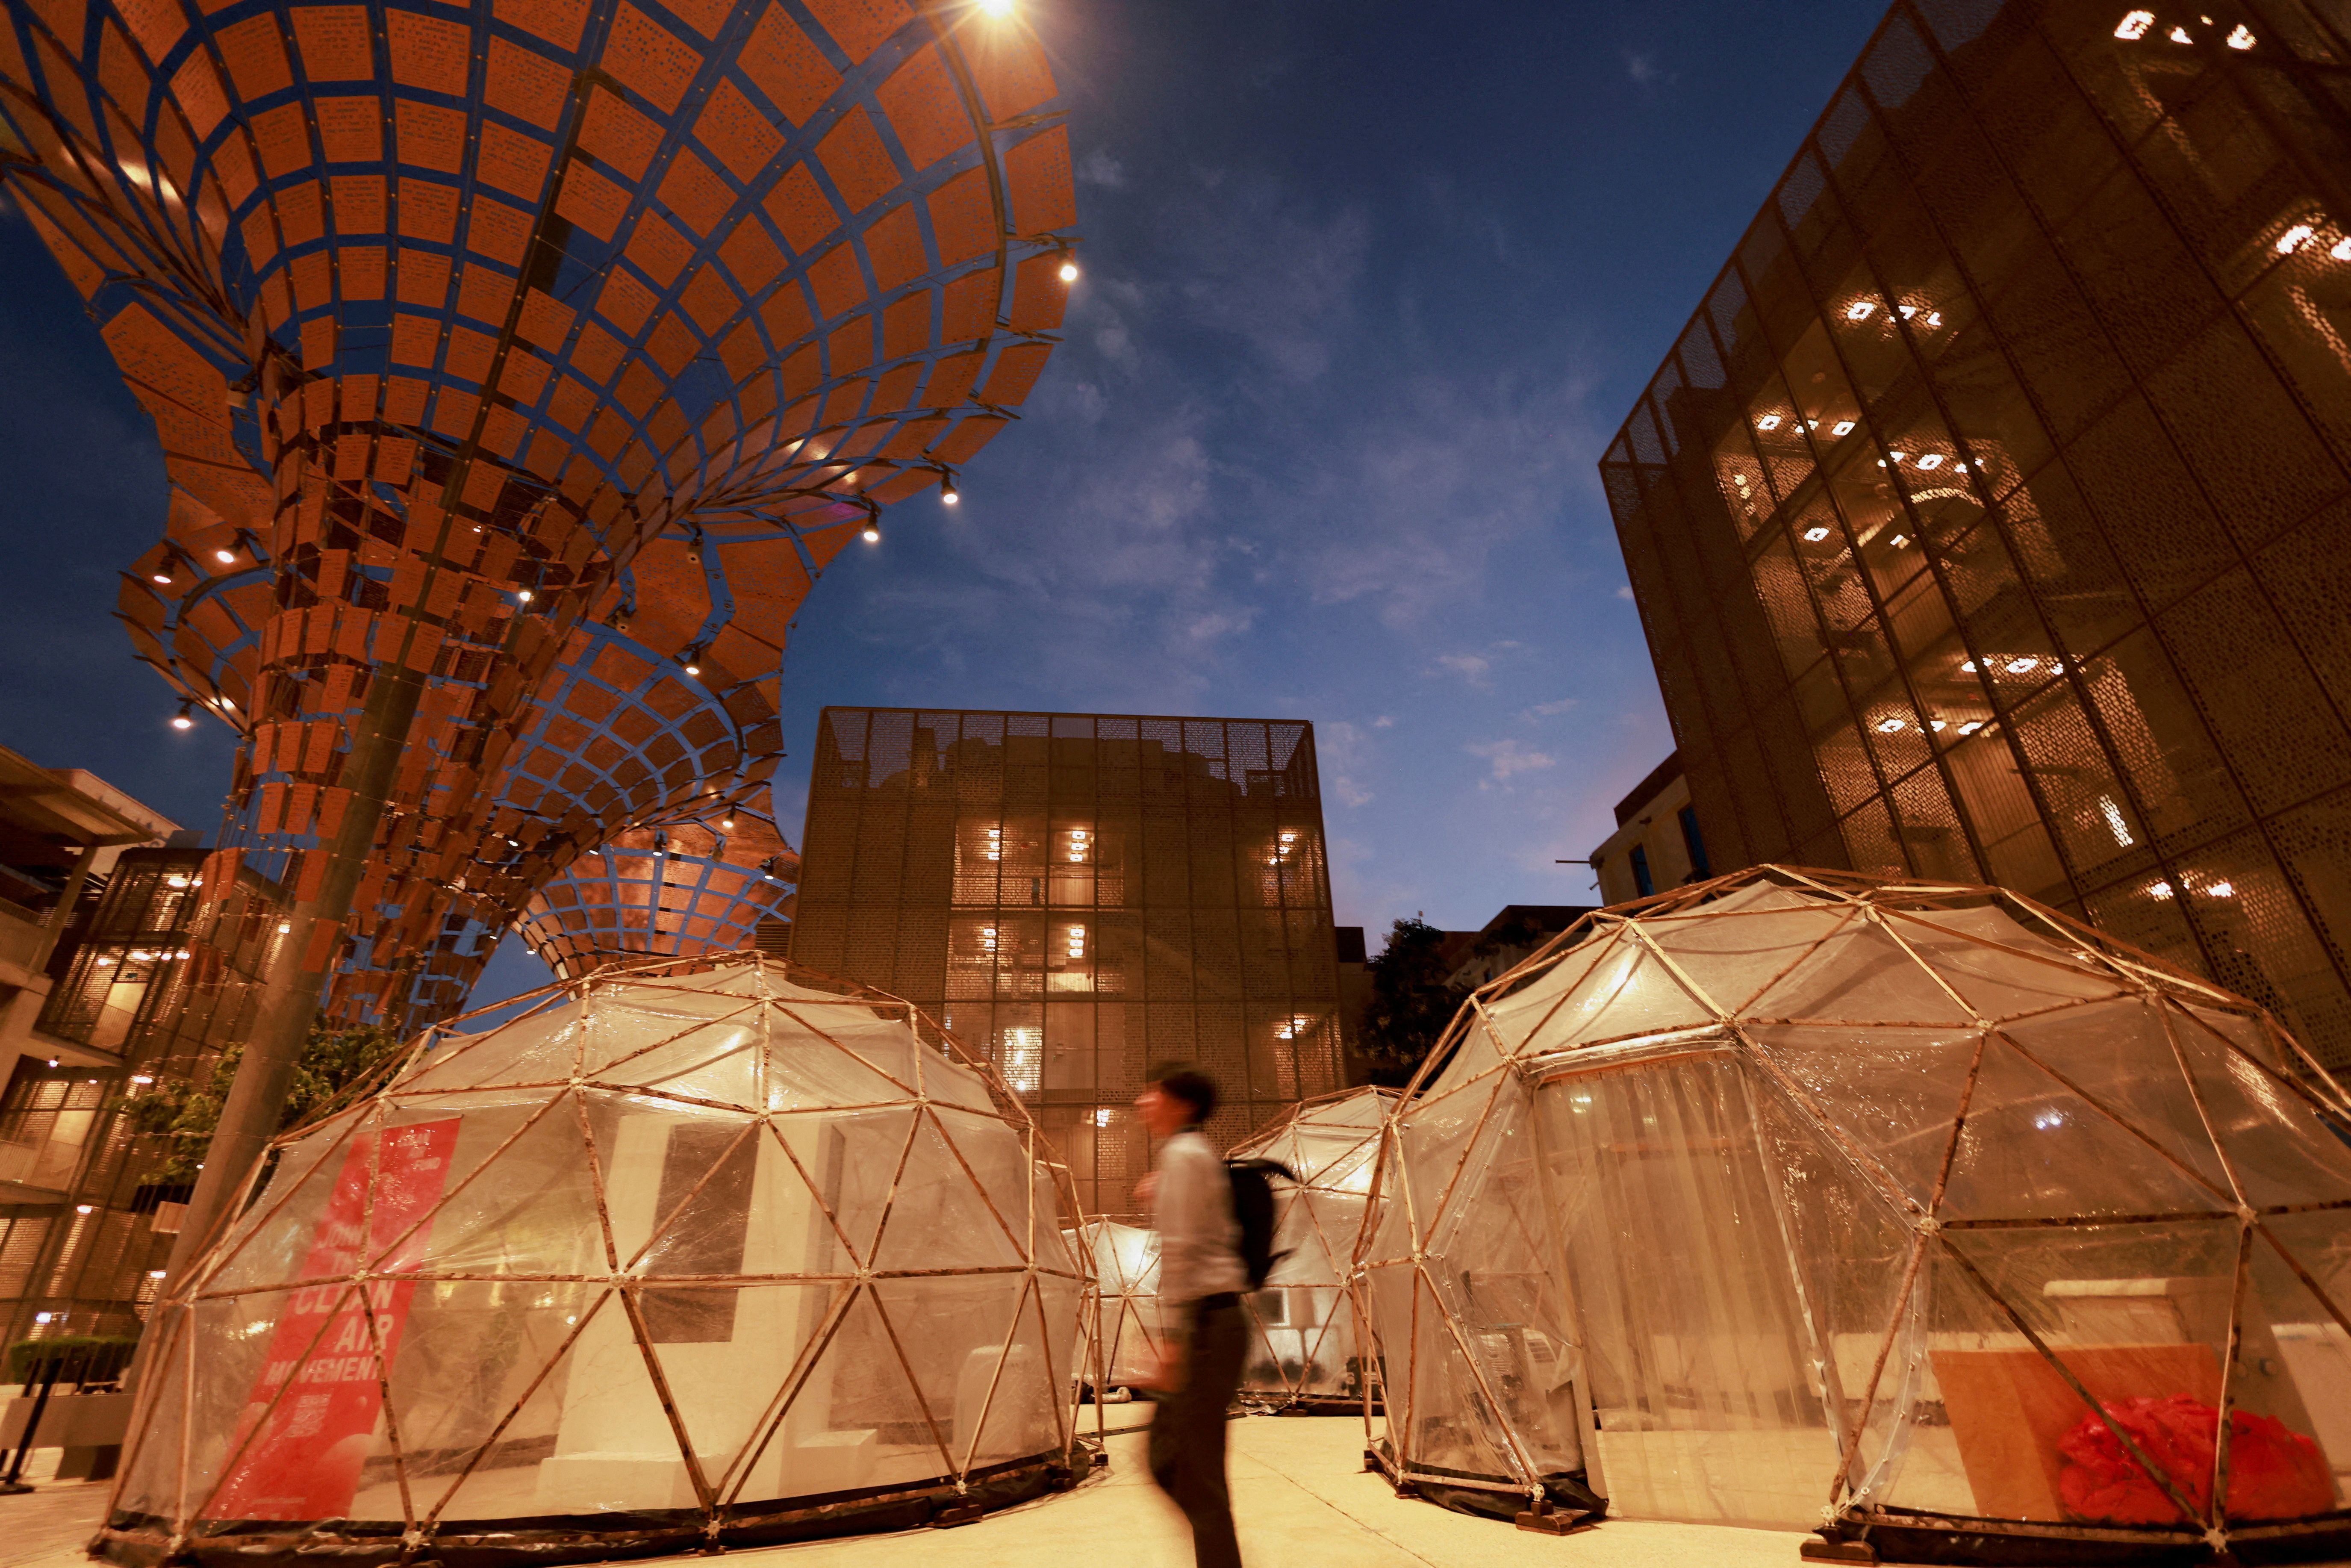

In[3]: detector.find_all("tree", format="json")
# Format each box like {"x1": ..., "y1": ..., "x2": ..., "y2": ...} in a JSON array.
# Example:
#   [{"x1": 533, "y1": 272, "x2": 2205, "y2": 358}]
[
  {"x1": 113, "y1": 1018, "x2": 408, "y2": 1183},
  {"x1": 1359, "y1": 917, "x2": 1466, "y2": 1081}
]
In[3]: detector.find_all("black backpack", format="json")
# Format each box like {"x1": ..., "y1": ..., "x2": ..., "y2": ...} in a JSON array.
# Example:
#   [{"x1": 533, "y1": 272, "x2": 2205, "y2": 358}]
[{"x1": 1227, "y1": 1158, "x2": 1295, "y2": 1291}]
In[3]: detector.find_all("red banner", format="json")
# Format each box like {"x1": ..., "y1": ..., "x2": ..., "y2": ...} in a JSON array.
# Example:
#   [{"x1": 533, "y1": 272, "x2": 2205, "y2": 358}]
[{"x1": 209, "y1": 1118, "x2": 461, "y2": 1521}]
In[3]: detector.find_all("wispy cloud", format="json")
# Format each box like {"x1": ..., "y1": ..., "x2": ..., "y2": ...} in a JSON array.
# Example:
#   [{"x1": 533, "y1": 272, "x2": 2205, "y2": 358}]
[
  {"x1": 1318, "y1": 720, "x2": 1377, "y2": 808},
  {"x1": 1623, "y1": 50, "x2": 1677, "y2": 90},
  {"x1": 1078, "y1": 147, "x2": 1127, "y2": 189},
  {"x1": 1526, "y1": 697, "x2": 1579, "y2": 718},
  {"x1": 1170, "y1": 171, "x2": 1366, "y2": 385},
  {"x1": 1467, "y1": 737, "x2": 1558, "y2": 787},
  {"x1": 1432, "y1": 653, "x2": 1491, "y2": 685}
]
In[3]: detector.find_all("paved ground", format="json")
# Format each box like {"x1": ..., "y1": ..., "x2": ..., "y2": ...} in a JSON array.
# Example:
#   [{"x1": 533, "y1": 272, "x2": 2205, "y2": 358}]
[
  {"x1": 0, "y1": 1416, "x2": 1809, "y2": 1568},
  {"x1": 753, "y1": 1417, "x2": 1809, "y2": 1568},
  {"x1": 0, "y1": 1454, "x2": 117, "y2": 1568}
]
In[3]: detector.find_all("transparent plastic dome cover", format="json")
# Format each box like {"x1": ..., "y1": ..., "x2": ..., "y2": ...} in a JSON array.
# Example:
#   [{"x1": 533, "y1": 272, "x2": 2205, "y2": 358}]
[
  {"x1": 1228, "y1": 1086, "x2": 1395, "y2": 1410},
  {"x1": 99, "y1": 954, "x2": 1087, "y2": 1568},
  {"x1": 1363, "y1": 869, "x2": 2351, "y2": 1562}
]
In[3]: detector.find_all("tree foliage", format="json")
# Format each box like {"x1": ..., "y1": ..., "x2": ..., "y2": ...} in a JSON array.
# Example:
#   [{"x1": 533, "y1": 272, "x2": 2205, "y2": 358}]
[
  {"x1": 1359, "y1": 917, "x2": 1466, "y2": 1072},
  {"x1": 112, "y1": 1019, "x2": 407, "y2": 1183}
]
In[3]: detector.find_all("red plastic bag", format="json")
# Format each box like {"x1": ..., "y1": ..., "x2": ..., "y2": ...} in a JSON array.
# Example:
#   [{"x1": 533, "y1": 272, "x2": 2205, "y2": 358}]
[{"x1": 2058, "y1": 1394, "x2": 2334, "y2": 1524}]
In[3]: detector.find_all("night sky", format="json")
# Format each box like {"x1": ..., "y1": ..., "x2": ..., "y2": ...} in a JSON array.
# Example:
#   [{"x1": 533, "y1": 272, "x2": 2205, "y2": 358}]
[{"x1": 0, "y1": 0, "x2": 1891, "y2": 1008}]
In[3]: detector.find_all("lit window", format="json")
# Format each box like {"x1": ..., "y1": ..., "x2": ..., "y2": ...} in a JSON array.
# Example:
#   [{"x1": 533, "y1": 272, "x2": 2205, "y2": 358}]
[
  {"x1": 1846, "y1": 301, "x2": 1876, "y2": 321},
  {"x1": 2168, "y1": 24, "x2": 2192, "y2": 41},
  {"x1": 1876, "y1": 718, "x2": 1906, "y2": 733},
  {"x1": 999, "y1": 1027, "x2": 1042, "y2": 1093},
  {"x1": 2332, "y1": 238, "x2": 2351, "y2": 261},
  {"x1": 1929, "y1": 719, "x2": 1947, "y2": 731},
  {"x1": 1960, "y1": 660, "x2": 1978, "y2": 672},
  {"x1": 2278, "y1": 224, "x2": 2316, "y2": 254},
  {"x1": 1957, "y1": 720, "x2": 1985, "y2": 735},
  {"x1": 2115, "y1": 9, "x2": 2154, "y2": 37},
  {"x1": 2004, "y1": 656, "x2": 2039, "y2": 674},
  {"x1": 1888, "y1": 451, "x2": 1908, "y2": 463},
  {"x1": 1926, "y1": 311, "x2": 1943, "y2": 327},
  {"x1": 2208, "y1": 880, "x2": 2237, "y2": 897},
  {"x1": 1915, "y1": 452, "x2": 1944, "y2": 469},
  {"x1": 1756, "y1": 413, "x2": 1783, "y2": 431},
  {"x1": 1803, "y1": 526, "x2": 1832, "y2": 542},
  {"x1": 1831, "y1": 420, "x2": 1856, "y2": 436},
  {"x1": 2227, "y1": 23, "x2": 2254, "y2": 46},
  {"x1": 1890, "y1": 533, "x2": 1910, "y2": 548},
  {"x1": 1900, "y1": 305, "x2": 1917, "y2": 319},
  {"x1": 2149, "y1": 880, "x2": 2175, "y2": 899},
  {"x1": 1093, "y1": 1108, "x2": 1113, "y2": 1127},
  {"x1": 2099, "y1": 795, "x2": 2135, "y2": 848}
]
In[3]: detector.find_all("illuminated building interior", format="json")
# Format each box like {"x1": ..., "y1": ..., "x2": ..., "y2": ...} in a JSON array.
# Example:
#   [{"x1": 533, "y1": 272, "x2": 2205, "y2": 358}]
[
  {"x1": 1602, "y1": 0, "x2": 2351, "y2": 1067},
  {"x1": 792, "y1": 708, "x2": 1345, "y2": 1216}
]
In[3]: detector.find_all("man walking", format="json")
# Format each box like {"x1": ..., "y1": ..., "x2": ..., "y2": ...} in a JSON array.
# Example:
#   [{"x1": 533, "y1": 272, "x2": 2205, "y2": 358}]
[{"x1": 1135, "y1": 1063, "x2": 1246, "y2": 1568}]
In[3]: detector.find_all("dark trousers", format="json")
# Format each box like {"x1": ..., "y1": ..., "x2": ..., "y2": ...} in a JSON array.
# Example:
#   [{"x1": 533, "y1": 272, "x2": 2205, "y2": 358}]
[{"x1": 1148, "y1": 1293, "x2": 1246, "y2": 1568}]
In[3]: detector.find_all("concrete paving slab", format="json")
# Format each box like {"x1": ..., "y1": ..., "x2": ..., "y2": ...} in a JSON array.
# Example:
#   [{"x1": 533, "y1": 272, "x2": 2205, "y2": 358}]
[
  {"x1": 0, "y1": 1414, "x2": 1936, "y2": 1568},
  {"x1": 743, "y1": 1415, "x2": 1809, "y2": 1568}
]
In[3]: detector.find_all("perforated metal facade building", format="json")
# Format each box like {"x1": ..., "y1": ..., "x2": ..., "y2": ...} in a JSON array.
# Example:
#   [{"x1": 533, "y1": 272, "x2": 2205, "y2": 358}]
[
  {"x1": 793, "y1": 708, "x2": 1344, "y2": 1217},
  {"x1": 1603, "y1": 0, "x2": 2351, "y2": 1069}
]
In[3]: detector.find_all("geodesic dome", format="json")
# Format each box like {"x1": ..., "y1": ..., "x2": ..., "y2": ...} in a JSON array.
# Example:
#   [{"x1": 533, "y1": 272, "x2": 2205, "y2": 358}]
[
  {"x1": 1071, "y1": 1220, "x2": 1164, "y2": 1390},
  {"x1": 100, "y1": 955, "x2": 1087, "y2": 1568},
  {"x1": 1229, "y1": 1087, "x2": 1396, "y2": 1411},
  {"x1": 1363, "y1": 868, "x2": 2351, "y2": 1562}
]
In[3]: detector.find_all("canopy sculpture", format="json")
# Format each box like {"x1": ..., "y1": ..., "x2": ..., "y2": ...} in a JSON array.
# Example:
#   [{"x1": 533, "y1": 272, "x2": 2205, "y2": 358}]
[
  {"x1": 116, "y1": 516, "x2": 813, "y2": 1022},
  {"x1": 99, "y1": 952, "x2": 1089, "y2": 1568},
  {"x1": 1069, "y1": 1218, "x2": 1163, "y2": 1395},
  {"x1": 1361, "y1": 866, "x2": 2351, "y2": 1563},
  {"x1": 1228, "y1": 1085, "x2": 1394, "y2": 1413},
  {"x1": 519, "y1": 797, "x2": 798, "y2": 977},
  {"x1": 2, "y1": 0, "x2": 1077, "y2": 1059}
]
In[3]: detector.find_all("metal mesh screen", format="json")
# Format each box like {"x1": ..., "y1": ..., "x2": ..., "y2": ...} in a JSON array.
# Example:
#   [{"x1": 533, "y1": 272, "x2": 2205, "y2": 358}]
[
  {"x1": 1602, "y1": 0, "x2": 2351, "y2": 1068},
  {"x1": 793, "y1": 708, "x2": 1343, "y2": 1216},
  {"x1": 1, "y1": 0, "x2": 1075, "y2": 1032}
]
